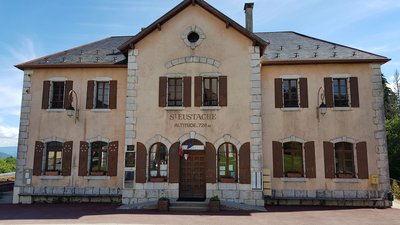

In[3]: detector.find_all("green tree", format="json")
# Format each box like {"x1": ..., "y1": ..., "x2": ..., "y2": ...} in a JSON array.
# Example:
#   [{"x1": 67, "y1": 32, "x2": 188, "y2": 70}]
[
  {"x1": 382, "y1": 74, "x2": 399, "y2": 120},
  {"x1": 387, "y1": 116, "x2": 400, "y2": 180},
  {"x1": 0, "y1": 157, "x2": 16, "y2": 173}
]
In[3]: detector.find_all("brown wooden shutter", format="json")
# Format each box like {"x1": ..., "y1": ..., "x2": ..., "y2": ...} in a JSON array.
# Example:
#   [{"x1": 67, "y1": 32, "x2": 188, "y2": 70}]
[
  {"x1": 64, "y1": 80, "x2": 73, "y2": 109},
  {"x1": 272, "y1": 141, "x2": 283, "y2": 178},
  {"x1": 169, "y1": 142, "x2": 180, "y2": 183},
  {"x1": 274, "y1": 78, "x2": 283, "y2": 108},
  {"x1": 323, "y1": 141, "x2": 335, "y2": 178},
  {"x1": 136, "y1": 142, "x2": 147, "y2": 183},
  {"x1": 356, "y1": 142, "x2": 369, "y2": 179},
  {"x1": 299, "y1": 78, "x2": 308, "y2": 108},
  {"x1": 78, "y1": 141, "x2": 89, "y2": 176},
  {"x1": 194, "y1": 76, "x2": 202, "y2": 107},
  {"x1": 109, "y1": 80, "x2": 117, "y2": 109},
  {"x1": 86, "y1": 81, "x2": 94, "y2": 109},
  {"x1": 33, "y1": 141, "x2": 44, "y2": 176},
  {"x1": 324, "y1": 78, "x2": 333, "y2": 107},
  {"x1": 219, "y1": 76, "x2": 227, "y2": 107},
  {"x1": 205, "y1": 142, "x2": 216, "y2": 183},
  {"x1": 42, "y1": 81, "x2": 50, "y2": 109},
  {"x1": 350, "y1": 77, "x2": 360, "y2": 108},
  {"x1": 304, "y1": 141, "x2": 316, "y2": 178},
  {"x1": 183, "y1": 77, "x2": 191, "y2": 107},
  {"x1": 107, "y1": 141, "x2": 118, "y2": 176},
  {"x1": 239, "y1": 142, "x2": 251, "y2": 184},
  {"x1": 61, "y1": 141, "x2": 73, "y2": 176},
  {"x1": 159, "y1": 77, "x2": 167, "y2": 107}
]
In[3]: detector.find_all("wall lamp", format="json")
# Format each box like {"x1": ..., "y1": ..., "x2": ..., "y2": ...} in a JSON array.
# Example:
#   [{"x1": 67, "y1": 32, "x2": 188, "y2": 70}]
[
  {"x1": 66, "y1": 90, "x2": 79, "y2": 123},
  {"x1": 317, "y1": 87, "x2": 327, "y2": 121}
]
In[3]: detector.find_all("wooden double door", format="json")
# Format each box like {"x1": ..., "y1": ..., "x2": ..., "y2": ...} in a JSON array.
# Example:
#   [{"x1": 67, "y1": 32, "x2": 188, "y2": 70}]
[{"x1": 179, "y1": 151, "x2": 206, "y2": 200}]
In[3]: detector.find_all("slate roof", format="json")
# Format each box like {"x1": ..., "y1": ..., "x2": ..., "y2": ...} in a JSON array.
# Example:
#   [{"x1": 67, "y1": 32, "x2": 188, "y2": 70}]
[
  {"x1": 256, "y1": 31, "x2": 389, "y2": 64},
  {"x1": 16, "y1": 36, "x2": 132, "y2": 69}
]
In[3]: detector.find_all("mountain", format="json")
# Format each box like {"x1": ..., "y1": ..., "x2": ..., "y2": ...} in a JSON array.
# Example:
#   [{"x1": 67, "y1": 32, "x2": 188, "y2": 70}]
[
  {"x1": 0, "y1": 147, "x2": 17, "y2": 158},
  {"x1": 0, "y1": 152, "x2": 12, "y2": 158}
]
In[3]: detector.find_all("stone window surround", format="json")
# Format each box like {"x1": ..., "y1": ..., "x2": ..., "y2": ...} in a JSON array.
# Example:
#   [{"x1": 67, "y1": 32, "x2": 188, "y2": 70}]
[
  {"x1": 329, "y1": 137, "x2": 359, "y2": 179},
  {"x1": 279, "y1": 75, "x2": 302, "y2": 110},
  {"x1": 165, "y1": 56, "x2": 221, "y2": 69},
  {"x1": 330, "y1": 74, "x2": 352, "y2": 109},
  {"x1": 40, "y1": 137, "x2": 66, "y2": 175},
  {"x1": 181, "y1": 25, "x2": 206, "y2": 49},
  {"x1": 91, "y1": 77, "x2": 113, "y2": 112},
  {"x1": 85, "y1": 136, "x2": 111, "y2": 177},
  {"x1": 46, "y1": 77, "x2": 68, "y2": 112}
]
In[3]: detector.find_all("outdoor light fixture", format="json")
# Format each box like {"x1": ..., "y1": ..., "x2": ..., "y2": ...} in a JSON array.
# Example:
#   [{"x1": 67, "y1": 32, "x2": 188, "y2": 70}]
[
  {"x1": 66, "y1": 90, "x2": 79, "y2": 123},
  {"x1": 317, "y1": 87, "x2": 327, "y2": 121}
]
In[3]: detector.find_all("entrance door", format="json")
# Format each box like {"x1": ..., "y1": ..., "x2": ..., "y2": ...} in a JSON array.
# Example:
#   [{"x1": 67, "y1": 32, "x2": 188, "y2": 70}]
[{"x1": 179, "y1": 151, "x2": 206, "y2": 200}]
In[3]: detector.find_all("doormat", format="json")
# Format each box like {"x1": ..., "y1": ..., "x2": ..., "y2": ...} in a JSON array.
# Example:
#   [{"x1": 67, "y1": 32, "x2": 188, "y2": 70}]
[{"x1": 177, "y1": 198, "x2": 206, "y2": 202}]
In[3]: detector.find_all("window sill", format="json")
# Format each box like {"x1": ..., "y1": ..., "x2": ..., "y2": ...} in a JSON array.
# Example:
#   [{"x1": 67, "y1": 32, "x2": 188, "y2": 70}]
[
  {"x1": 39, "y1": 176, "x2": 63, "y2": 180},
  {"x1": 46, "y1": 109, "x2": 66, "y2": 112},
  {"x1": 281, "y1": 107, "x2": 300, "y2": 112},
  {"x1": 332, "y1": 107, "x2": 352, "y2": 111},
  {"x1": 281, "y1": 177, "x2": 307, "y2": 182},
  {"x1": 334, "y1": 178, "x2": 359, "y2": 183},
  {"x1": 165, "y1": 107, "x2": 185, "y2": 111},
  {"x1": 200, "y1": 106, "x2": 221, "y2": 110},
  {"x1": 91, "y1": 109, "x2": 111, "y2": 112},
  {"x1": 84, "y1": 176, "x2": 110, "y2": 180}
]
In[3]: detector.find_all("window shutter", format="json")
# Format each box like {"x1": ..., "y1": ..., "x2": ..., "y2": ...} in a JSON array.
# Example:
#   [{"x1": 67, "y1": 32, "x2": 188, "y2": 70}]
[
  {"x1": 86, "y1": 81, "x2": 94, "y2": 109},
  {"x1": 183, "y1": 77, "x2": 192, "y2": 107},
  {"x1": 107, "y1": 141, "x2": 118, "y2": 176},
  {"x1": 239, "y1": 142, "x2": 251, "y2": 184},
  {"x1": 194, "y1": 76, "x2": 202, "y2": 107},
  {"x1": 61, "y1": 141, "x2": 73, "y2": 176},
  {"x1": 42, "y1": 81, "x2": 50, "y2": 109},
  {"x1": 299, "y1": 78, "x2": 309, "y2": 108},
  {"x1": 274, "y1": 78, "x2": 283, "y2": 108},
  {"x1": 323, "y1": 141, "x2": 335, "y2": 178},
  {"x1": 33, "y1": 141, "x2": 44, "y2": 176},
  {"x1": 64, "y1": 81, "x2": 73, "y2": 109},
  {"x1": 136, "y1": 142, "x2": 147, "y2": 183},
  {"x1": 219, "y1": 76, "x2": 228, "y2": 107},
  {"x1": 324, "y1": 78, "x2": 333, "y2": 107},
  {"x1": 356, "y1": 142, "x2": 369, "y2": 179},
  {"x1": 205, "y1": 142, "x2": 216, "y2": 183},
  {"x1": 350, "y1": 77, "x2": 360, "y2": 108},
  {"x1": 109, "y1": 80, "x2": 117, "y2": 109},
  {"x1": 78, "y1": 141, "x2": 89, "y2": 176},
  {"x1": 304, "y1": 141, "x2": 316, "y2": 178},
  {"x1": 159, "y1": 77, "x2": 167, "y2": 107},
  {"x1": 272, "y1": 141, "x2": 283, "y2": 178},
  {"x1": 169, "y1": 142, "x2": 180, "y2": 183}
]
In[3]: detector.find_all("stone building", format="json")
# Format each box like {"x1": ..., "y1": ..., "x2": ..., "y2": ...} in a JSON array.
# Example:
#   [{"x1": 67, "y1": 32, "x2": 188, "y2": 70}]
[{"x1": 13, "y1": 0, "x2": 391, "y2": 207}]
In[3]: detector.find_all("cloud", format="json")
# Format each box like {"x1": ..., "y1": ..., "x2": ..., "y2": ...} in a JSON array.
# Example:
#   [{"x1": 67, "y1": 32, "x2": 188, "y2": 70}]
[{"x1": 0, "y1": 125, "x2": 19, "y2": 147}]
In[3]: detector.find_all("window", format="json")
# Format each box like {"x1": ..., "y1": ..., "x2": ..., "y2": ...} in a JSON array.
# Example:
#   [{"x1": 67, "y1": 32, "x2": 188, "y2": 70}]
[
  {"x1": 283, "y1": 142, "x2": 303, "y2": 177},
  {"x1": 50, "y1": 81, "x2": 65, "y2": 109},
  {"x1": 335, "y1": 142, "x2": 355, "y2": 178},
  {"x1": 45, "y1": 141, "x2": 63, "y2": 173},
  {"x1": 149, "y1": 143, "x2": 168, "y2": 181},
  {"x1": 283, "y1": 79, "x2": 299, "y2": 107},
  {"x1": 218, "y1": 143, "x2": 237, "y2": 182},
  {"x1": 203, "y1": 77, "x2": 218, "y2": 106},
  {"x1": 90, "y1": 141, "x2": 108, "y2": 175},
  {"x1": 333, "y1": 78, "x2": 349, "y2": 107},
  {"x1": 168, "y1": 78, "x2": 183, "y2": 106},
  {"x1": 95, "y1": 81, "x2": 110, "y2": 109}
]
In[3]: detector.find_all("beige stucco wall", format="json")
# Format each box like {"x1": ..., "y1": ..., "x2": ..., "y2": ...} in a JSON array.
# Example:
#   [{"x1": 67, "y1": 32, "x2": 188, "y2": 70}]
[
  {"x1": 27, "y1": 68, "x2": 127, "y2": 188},
  {"x1": 134, "y1": 5, "x2": 254, "y2": 148},
  {"x1": 262, "y1": 63, "x2": 380, "y2": 191}
]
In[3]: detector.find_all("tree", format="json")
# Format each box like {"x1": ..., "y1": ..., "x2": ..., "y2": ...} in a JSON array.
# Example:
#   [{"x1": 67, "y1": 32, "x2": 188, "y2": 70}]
[
  {"x1": 0, "y1": 157, "x2": 16, "y2": 173},
  {"x1": 387, "y1": 116, "x2": 400, "y2": 180},
  {"x1": 382, "y1": 74, "x2": 399, "y2": 120},
  {"x1": 394, "y1": 69, "x2": 400, "y2": 110}
]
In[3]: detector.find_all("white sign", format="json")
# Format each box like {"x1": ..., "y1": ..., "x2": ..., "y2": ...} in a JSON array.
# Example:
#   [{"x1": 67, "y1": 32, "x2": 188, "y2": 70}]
[{"x1": 182, "y1": 145, "x2": 204, "y2": 151}]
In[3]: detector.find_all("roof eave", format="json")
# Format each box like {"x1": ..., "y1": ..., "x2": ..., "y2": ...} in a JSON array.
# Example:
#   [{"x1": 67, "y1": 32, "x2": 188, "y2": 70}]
[
  {"x1": 15, "y1": 63, "x2": 128, "y2": 70},
  {"x1": 261, "y1": 58, "x2": 391, "y2": 66}
]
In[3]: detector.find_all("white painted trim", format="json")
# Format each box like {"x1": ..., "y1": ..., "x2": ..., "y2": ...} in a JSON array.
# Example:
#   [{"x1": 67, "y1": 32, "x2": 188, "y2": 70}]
[
  {"x1": 281, "y1": 107, "x2": 300, "y2": 112},
  {"x1": 332, "y1": 107, "x2": 352, "y2": 111},
  {"x1": 281, "y1": 177, "x2": 307, "y2": 182},
  {"x1": 48, "y1": 77, "x2": 67, "y2": 81},
  {"x1": 164, "y1": 73, "x2": 185, "y2": 78},
  {"x1": 86, "y1": 136, "x2": 111, "y2": 143},
  {"x1": 280, "y1": 135, "x2": 306, "y2": 144},
  {"x1": 91, "y1": 109, "x2": 111, "y2": 112},
  {"x1": 280, "y1": 75, "x2": 301, "y2": 79},
  {"x1": 46, "y1": 109, "x2": 66, "y2": 112},
  {"x1": 330, "y1": 74, "x2": 351, "y2": 78},
  {"x1": 330, "y1": 136, "x2": 358, "y2": 144},
  {"x1": 201, "y1": 72, "x2": 221, "y2": 77},
  {"x1": 93, "y1": 77, "x2": 112, "y2": 81}
]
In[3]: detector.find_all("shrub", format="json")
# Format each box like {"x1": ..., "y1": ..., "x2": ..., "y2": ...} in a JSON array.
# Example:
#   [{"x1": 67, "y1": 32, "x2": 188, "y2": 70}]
[
  {"x1": 392, "y1": 180, "x2": 400, "y2": 200},
  {"x1": 210, "y1": 195, "x2": 220, "y2": 201}
]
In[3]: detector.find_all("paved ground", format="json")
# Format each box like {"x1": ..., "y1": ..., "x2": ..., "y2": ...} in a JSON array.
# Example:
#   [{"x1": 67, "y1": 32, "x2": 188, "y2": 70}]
[{"x1": 0, "y1": 203, "x2": 399, "y2": 225}]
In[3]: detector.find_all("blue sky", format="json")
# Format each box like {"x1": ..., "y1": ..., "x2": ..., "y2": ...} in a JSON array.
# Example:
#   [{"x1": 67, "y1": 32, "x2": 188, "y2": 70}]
[{"x1": 0, "y1": 0, "x2": 399, "y2": 147}]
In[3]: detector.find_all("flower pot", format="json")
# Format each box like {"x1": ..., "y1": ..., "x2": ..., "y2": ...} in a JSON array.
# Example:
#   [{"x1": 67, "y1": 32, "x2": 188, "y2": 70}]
[
  {"x1": 45, "y1": 171, "x2": 60, "y2": 176},
  {"x1": 158, "y1": 199, "x2": 169, "y2": 211},
  {"x1": 220, "y1": 177, "x2": 235, "y2": 183},
  {"x1": 90, "y1": 171, "x2": 105, "y2": 176},
  {"x1": 337, "y1": 173, "x2": 353, "y2": 178},
  {"x1": 150, "y1": 177, "x2": 165, "y2": 182},
  {"x1": 209, "y1": 200, "x2": 220, "y2": 212},
  {"x1": 287, "y1": 173, "x2": 303, "y2": 178}
]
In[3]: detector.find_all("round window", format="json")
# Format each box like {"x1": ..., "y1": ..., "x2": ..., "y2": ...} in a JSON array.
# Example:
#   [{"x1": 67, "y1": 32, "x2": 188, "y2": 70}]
[{"x1": 187, "y1": 32, "x2": 200, "y2": 43}]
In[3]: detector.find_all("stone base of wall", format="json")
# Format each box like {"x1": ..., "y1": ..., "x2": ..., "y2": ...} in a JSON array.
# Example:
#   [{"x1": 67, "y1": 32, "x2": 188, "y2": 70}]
[
  {"x1": 265, "y1": 199, "x2": 392, "y2": 208},
  {"x1": 31, "y1": 196, "x2": 121, "y2": 204}
]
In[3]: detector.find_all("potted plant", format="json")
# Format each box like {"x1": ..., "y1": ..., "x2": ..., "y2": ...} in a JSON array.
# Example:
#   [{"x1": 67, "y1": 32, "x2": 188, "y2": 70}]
[
  {"x1": 158, "y1": 197, "x2": 169, "y2": 211},
  {"x1": 150, "y1": 177, "x2": 165, "y2": 182},
  {"x1": 220, "y1": 176, "x2": 236, "y2": 183},
  {"x1": 336, "y1": 171, "x2": 354, "y2": 178},
  {"x1": 209, "y1": 195, "x2": 220, "y2": 212},
  {"x1": 286, "y1": 172, "x2": 303, "y2": 178},
  {"x1": 45, "y1": 171, "x2": 60, "y2": 176}
]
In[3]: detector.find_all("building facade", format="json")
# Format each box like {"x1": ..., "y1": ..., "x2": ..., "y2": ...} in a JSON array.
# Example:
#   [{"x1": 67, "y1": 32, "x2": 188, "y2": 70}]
[{"x1": 13, "y1": 0, "x2": 391, "y2": 207}]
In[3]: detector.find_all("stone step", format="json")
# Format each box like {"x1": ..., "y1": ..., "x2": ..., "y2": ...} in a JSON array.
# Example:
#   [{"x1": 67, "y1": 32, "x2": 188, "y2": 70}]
[{"x1": 169, "y1": 201, "x2": 209, "y2": 212}]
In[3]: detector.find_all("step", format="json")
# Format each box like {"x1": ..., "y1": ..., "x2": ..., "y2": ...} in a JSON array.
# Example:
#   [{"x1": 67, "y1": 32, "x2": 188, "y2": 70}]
[{"x1": 169, "y1": 201, "x2": 209, "y2": 212}]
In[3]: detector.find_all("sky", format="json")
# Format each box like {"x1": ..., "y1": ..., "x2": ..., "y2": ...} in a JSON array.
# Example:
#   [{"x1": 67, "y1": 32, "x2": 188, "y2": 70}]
[{"x1": 0, "y1": 0, "x2": 399, "y2": 148}]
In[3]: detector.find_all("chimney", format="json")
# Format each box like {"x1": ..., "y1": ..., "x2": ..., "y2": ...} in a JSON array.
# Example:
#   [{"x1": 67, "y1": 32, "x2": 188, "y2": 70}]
[{"x1": 244, "y1": 3, "x2": 254, "y2": 32}]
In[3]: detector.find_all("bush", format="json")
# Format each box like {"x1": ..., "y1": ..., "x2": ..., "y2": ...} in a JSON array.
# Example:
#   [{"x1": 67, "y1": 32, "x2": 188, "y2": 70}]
[
  {"x1": 0, "y1": 157, "x2": 16, "y2": 173},
  {"x1": 392, "y1": 180, "x2": 400, "y2": 200}
]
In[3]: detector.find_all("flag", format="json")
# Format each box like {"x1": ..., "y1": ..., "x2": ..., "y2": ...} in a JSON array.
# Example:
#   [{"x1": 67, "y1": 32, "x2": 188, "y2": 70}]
[
  {"x1": 178, "y1": 146, "x2": 183, "y2": 157},
  {"x1": 187, "y1": 140, "x2": 193, "y2": 149}
]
